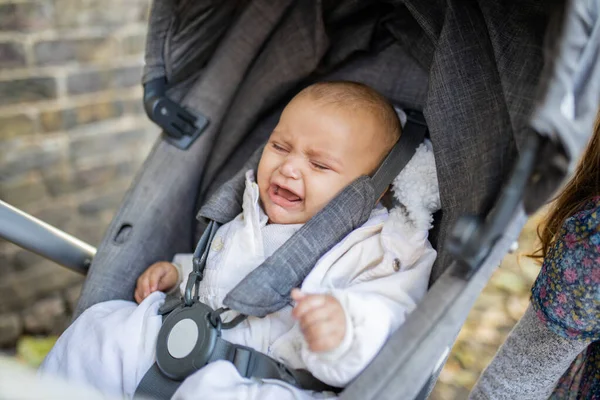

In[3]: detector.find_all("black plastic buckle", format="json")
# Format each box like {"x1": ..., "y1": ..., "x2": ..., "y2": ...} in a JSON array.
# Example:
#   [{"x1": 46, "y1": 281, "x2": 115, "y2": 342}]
[
  {"x1": 404, "y1": 109, "x2": 428, "y2": 129},
  {"x1": 184, "y1": 270, "x2": 203, "y2": 306},
  {"x1": 209, "y1": 307, "x2": 247, "y2": 330},
  {"x1": 156, "y1": 302, "x2": 219, "y2": 380},
  {"x1": 143, "y1": 77, "x2": 209, "y2": 150}
]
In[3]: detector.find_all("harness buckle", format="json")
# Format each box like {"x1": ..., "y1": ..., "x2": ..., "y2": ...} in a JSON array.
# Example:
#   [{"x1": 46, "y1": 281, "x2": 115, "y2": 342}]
[{"x1": 155, "y1": 302, "x2": 219, "y2": 381}]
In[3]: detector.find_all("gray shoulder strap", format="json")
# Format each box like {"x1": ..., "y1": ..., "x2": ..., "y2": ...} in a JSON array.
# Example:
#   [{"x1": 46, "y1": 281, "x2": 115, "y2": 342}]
[
  {"x1": 200, "y1": 111, "x2": 428, "y2": 317},
  {"x1": 197, "y1": 145, "x2": 264, "y2": 223}
]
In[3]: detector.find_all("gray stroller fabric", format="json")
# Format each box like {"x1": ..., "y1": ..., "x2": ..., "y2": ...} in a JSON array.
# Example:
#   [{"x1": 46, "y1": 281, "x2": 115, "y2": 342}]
[
  {"x1": 76, "y1": 0, "x2": 598, "y2": 336},
  {"x1": 76, "y1": 0, "x2": 311, "y2": 315},
  {"x1": 196, "y1": 146, "x2": 265, "y2": 225},
  {"x1": 75, "y1": 0, "x2": 430, "y2": 317},
  {"x1": 68, "y1": 0, "x2": 600, "y2": 398}
]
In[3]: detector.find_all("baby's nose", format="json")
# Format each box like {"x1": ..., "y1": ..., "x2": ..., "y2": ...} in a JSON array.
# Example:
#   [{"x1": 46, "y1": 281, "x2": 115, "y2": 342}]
[{"x1": 280, "y1": 159, "x2": 301, "y2": 179}]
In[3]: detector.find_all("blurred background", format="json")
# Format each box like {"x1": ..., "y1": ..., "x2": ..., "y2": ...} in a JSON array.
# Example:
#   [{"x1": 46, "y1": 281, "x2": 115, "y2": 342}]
[{"x1": 0, "y1": 1, "x2": 544, "y2": 398}]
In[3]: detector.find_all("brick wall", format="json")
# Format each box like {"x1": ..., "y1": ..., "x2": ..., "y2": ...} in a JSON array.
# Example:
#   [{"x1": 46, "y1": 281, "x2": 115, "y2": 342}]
[{"x1": 0, "y1": 0, "x2": 158, "y2": 347}]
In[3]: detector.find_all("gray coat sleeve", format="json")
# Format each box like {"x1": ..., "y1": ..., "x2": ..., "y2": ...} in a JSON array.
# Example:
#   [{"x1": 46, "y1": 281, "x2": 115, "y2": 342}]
[{"x1": 469, "y1": 304, "x2": 592, "y2": 400}]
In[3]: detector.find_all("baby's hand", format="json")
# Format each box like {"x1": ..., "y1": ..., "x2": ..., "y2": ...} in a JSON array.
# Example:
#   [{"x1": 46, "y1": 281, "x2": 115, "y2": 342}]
[
  {"x1": 134, "y1": 262, "x2": 179, "y2": 304},
  {"x1": 291, "y1": 289, "x2": 346, "y2": 353}
]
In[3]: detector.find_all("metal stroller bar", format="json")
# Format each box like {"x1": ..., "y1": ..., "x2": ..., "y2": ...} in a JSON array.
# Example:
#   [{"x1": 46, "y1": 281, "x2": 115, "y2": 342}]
[{"x1": 0, "y1": 200, "x2": 95, "y2": 274}]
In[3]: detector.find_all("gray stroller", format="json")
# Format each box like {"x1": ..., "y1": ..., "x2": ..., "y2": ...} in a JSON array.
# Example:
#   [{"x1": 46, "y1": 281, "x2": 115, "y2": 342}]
[{"x1": 2, "y1": 0, "x2": 600, "y2": 399}]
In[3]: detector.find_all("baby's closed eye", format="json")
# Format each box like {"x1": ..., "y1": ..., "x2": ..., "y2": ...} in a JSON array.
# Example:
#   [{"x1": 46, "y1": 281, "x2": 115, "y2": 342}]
[
  {"x1": 271, "y1": 142, "x2": 289, "y2": 153},
  {"x1": 310, "y1": 161, "x2": 330, "y2": 171}
]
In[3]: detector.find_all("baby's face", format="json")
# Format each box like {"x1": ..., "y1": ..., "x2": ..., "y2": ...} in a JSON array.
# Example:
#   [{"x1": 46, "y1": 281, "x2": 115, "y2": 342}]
[{"x1": 257, "y1": 95, "x2": 389, "y2": 224}]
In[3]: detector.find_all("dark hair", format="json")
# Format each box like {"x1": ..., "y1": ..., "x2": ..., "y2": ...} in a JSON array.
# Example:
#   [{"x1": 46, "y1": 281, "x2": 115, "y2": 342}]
[{"x1": 531, "y1": 111, "x2": 600, "y2": 260}]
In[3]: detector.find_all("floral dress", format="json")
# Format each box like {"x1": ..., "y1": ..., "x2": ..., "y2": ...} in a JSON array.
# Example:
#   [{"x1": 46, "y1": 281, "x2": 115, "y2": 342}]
[{"x1": 531, "y1": 196, "x2": 600, "y2": 400}]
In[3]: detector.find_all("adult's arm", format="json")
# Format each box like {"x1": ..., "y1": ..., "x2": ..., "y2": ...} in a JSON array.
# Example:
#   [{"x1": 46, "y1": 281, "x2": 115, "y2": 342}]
[{"x1": 469, "y1": 304, "x2": 591, "y2": 400}]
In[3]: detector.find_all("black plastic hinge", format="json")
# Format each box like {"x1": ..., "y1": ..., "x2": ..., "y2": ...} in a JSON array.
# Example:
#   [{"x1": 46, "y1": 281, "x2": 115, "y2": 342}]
[{"x1": 143, "y1": 77, "x2": 209, "y2": 150}]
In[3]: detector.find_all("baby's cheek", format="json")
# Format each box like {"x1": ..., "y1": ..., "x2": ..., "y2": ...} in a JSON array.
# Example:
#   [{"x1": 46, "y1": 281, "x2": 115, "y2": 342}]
[
  {"x1": 303, "y1": 189, "x2": 326, "y2": 220},
  {"x1": 307, "y1": 178, "x2": 345, "y2": 213},
  {"x1": 256, "y1": 168, "x2": 269, "y2": 192}
]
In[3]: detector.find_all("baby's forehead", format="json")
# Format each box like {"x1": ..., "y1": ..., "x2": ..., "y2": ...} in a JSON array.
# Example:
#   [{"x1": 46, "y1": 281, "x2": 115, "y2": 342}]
[
  {"x1": 325, "y1": 90, "x2": 394, "y2": 119},
  {"x1": 289, "y1": 94, "x2": 385, "y2": 125}
]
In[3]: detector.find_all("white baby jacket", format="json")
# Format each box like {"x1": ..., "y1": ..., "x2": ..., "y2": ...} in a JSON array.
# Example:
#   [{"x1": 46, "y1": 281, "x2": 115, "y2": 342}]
[{"x1": 172, "y1": 170, "x2": 436, "y2": 388}]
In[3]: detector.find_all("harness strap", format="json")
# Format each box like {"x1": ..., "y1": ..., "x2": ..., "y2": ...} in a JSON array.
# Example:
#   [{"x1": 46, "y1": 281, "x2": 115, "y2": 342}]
[
  {"x1": 135, "y1": 364, "x2": 181, "y2": 400},
  {"x1": 135, "y1": 337, "x2": 342, "y2": 399},
  {"x1": 371, "y1": 109, "x2": 428, "y2": 196},
  {"x1": 210, "y1": 338, "x2": 341, "y2": 392}
]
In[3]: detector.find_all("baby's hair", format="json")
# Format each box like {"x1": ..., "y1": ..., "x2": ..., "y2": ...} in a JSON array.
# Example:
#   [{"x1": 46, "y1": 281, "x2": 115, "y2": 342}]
[{"x1": 297, "y1": 81, "x2": 402, "y2": 150}]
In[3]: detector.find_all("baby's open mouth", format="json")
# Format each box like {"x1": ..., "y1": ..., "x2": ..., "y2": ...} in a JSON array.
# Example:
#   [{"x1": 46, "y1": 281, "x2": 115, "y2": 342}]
[
  {"x1": 268, "y1": 184, "x2": 303, "y2": 209},
  {"x1": 274, "y1": 185, "x2": 301, "y2": 202}
]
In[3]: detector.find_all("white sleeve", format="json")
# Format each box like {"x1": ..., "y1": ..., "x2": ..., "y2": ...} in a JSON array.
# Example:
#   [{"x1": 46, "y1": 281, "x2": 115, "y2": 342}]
[
  {"x1": 169, "y1": 253, "x2": 194, "y2": 296},
  {"x1": 299, "y1": 239, "x2": 436, "y2": 387}
]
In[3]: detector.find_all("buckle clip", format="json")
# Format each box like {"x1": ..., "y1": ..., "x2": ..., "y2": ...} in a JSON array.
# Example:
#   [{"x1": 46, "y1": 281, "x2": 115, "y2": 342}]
[
  {"x1": 143, "y1": 77, "x2": 209, "y2": 150},
  {"x1": 184, "y1": 268, "x2": 203, "y2": 307}
]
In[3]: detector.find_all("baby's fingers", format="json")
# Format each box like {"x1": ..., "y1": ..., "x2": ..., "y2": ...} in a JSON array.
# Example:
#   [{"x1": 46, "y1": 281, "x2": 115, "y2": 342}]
[
  {"x1": 148, "y1": 270, "x2": 164, "y2": 292},
  {"x1": 290, "y1": 288, "x2": 306, "y2": 302},
  {"x1": 298, "y1": 305, "x2": 335, "y2": 331},
  {"x1": 135, "y1": 275, "x2": 151, "y2": 303},
  {"x1": 134, "y1": 287, "x2": 143, "y2": 304},
  {"x1": 303, "y1": 323, "x2": 345, "y2": 353},
  {"x1": 292, "y1": 294, "x2": 326, "y2": 320}
]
